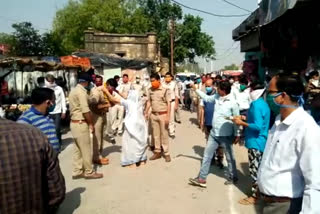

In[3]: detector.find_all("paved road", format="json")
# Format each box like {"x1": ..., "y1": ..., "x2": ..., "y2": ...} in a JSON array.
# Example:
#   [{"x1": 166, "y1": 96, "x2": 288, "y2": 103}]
[{"x1": 57, "y1": 110, "x2": 259, "y2": 214}]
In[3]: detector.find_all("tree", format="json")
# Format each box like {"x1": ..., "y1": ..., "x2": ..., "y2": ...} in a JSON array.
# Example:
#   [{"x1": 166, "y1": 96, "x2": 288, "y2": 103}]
[
  {"x1": 12, "y1": 22, "x2": 43, "y2": 56},
  {"x1": 138, "y1": 0, "x2": 215, "y2": 63},
  {"x1": 223, "y1": 63, "x2": 239, "y2": 70},
  {"x1": 0, "y1": 33, "x2": 17, "y2": 55},
  {"x1": 52, "y1": 0, "x2": 150, "y2": 54}
]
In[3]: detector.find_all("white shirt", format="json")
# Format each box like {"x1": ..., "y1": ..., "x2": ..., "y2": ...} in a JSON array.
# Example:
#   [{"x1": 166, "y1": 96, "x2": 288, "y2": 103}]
[
  {"x1": 257, "y1": 108, "x2": 320, "y2": 213},
  {"x1": 48, "y1": 85, "x2": 67, "y2": 114},
  {"x1": 231, "y1": 83, "x2": 251, "y2": 111},
  {"x1": 163, "y1": 81, "x2": 179, "y2": 100}
]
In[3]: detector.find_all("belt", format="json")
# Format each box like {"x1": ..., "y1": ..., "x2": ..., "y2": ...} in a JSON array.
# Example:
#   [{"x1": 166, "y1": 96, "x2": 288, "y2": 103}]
[
  {"x1": 71, "y1": 120, "x2": 87, "y2": 124},
  {"x1": 152, "y1": 111, "x2": 167, "y2": 115},
  {"x1": 171, "y1": 99, "x2": 175, "y2": 102},
  {"x1": 260, "y1": 193, "x2": 292, "y2": 203}
]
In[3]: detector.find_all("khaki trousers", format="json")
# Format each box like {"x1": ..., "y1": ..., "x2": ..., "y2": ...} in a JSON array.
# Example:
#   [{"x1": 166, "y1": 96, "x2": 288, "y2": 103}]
[
  {"x1": 150, "y1": 113, "x2": 169, "y2": 155},
  {"x1": 92, "y1": 113, "x2": 106, "y2": 161},
  {"x1": 71, "y1": 122, "x2": 93, "y2": 176},
  {"x1": 169, "y1": 101, "x2": 175, "y2": 136},
  {"x1": 108, "y1": 104, "x2": 124, "y2": 134}
]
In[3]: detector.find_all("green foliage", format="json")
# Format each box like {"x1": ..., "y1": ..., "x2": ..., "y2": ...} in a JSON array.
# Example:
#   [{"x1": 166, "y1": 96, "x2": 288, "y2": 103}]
[
  {"x1": 0, "y1": 33, "x2": 17, "y2": 55},
  {"x1": 11, "y1": 22, "x2": 43, "y2": 56},
  {"x1": 138, "y1": 0, "x2": 215, "y2": 63},
  {"x1": 52, "y1": 0, "x2": 150, "y2": 55},
  {"x1": 223, "y1": 63, "x2": 239, "y2": 70}
]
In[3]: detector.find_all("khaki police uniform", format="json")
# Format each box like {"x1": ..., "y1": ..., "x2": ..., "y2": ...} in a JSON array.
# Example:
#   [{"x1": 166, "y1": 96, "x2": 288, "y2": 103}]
[
  {"x1": 69, "y1": 84, "x2": 94, "y2": 176},
  {"x1": 89, "y1": 86, "x2": 109, "y2": 161},
  {"x1": 148, "y1": 85, "x2": 171, "y2": 155},
  {"x1": 163, "y1": 81, "x2": 179, "y2": 136}
]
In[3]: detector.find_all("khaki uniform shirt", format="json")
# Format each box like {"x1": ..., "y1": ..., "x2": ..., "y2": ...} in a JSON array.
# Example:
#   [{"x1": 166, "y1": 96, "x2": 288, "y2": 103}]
[
  {"x1": 117, "y1": 82, "x2": 132, "y2": 97},
  {"x1": 148, "y1": 85, "x2": 171, "y2": 112},
  {"x1": 89, "y1": 86, "x2": 109, "y2": 115},
  {"x1": 69, "y1": 84, "x2": 90, "y2": 120},
  {"x1": 163, "y1": 81, "x2": 179, "y2": 100},
  {"x1": 132, "y1": 83, "x2": 145, "y2": 97}
]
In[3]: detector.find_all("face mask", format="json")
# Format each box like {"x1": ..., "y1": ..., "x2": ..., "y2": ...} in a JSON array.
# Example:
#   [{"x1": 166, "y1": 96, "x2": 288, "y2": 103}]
[
  {"x1": 48, "y1": 103, "x2": 56, "y2": 113},
  {"x1": 197, "y1": 79, "x2": 201, "y2": 84},
  {"x1": 151, "y1": 81, "x2": 160, "y2": 89},
  {"x1": 206, "y1": 87, "x2": 213, "y2": 94},
  {"x1": 85, "y1": 83, "x2": 94, "y2": 91},
  {"x1": 165, "y1": 77, "x2": 171, "y2": 83},
  {"x1": 229, "y1": 79, "x2": 234, "y2": 84},
  {"x1": 239, "y1": 84, "x2": 247, "y2": 92},
  {"x1": 266, "y1": 93, "x2": 281, "y2": 115}
]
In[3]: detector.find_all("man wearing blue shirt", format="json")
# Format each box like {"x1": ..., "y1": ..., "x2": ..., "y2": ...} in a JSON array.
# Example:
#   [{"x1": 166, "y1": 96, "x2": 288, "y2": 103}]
[
  {"x1": 232, "y1": 82, "x2": 270, "y2": 205},
  {"x1": 18, "y1": 88, "x2": 60, "y2": 152},
  {"x1": 189, "y1": 81, "x2": 240, "y2": 187}
]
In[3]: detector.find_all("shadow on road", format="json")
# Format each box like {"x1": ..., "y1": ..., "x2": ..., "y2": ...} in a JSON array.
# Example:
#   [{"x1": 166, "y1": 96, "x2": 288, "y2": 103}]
[
  {"x1": 61, "y1": 137, "x2": 74, "y2": 152},
  {"x1": 58, "y1": 187, "x2": 86, "y2": 214},
  {"x1": 102, "y1": 145, "x2": 122, "y2": 157},
  {"x1": 189, "y1": 118, "x2": 199, "y2": 126}
]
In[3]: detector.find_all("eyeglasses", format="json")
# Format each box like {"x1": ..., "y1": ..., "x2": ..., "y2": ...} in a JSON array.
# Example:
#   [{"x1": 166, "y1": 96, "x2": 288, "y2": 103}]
[{"x1": 267, "y1": 90, "x2": 279, "y2": 95}]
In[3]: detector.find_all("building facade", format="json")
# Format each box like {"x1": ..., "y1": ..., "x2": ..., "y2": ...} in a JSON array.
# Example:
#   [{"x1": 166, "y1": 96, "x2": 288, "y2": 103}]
[{"x1": 84, "y1": 29, "x2": 158, "y2": 61}]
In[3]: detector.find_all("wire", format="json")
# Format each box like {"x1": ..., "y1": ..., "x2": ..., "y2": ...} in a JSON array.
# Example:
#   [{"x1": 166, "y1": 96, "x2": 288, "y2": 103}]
[
  {"x1": 215, "y1": 43, "x2": 240, "y2": 60},
  {"x1": 220, "y1": 0, "x2": 252, "y2": 13},
  {"x1": 170, "y1": 0, "x2": 250, "y2": 17}
]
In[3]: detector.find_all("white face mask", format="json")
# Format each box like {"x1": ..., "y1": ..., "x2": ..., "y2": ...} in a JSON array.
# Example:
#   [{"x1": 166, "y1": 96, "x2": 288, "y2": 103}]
[
  {"x1": 250, "y1": 89, "x2": 265, "y2": 101},
  {"x1": 229, "y1": 79, "x2": 234, "y2": 84}
]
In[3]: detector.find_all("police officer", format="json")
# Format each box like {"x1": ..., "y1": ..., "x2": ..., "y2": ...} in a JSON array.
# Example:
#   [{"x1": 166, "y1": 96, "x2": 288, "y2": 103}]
[
  {"x1": 89, "y1": 75, "x2": 110, "y2": 165},
  {"x1": 162, "y1": 72, "x2": 179, "y2": 138},
  {"x1": 69, "y1": 72, "x2": 103, "y2": 179},
  {"x1": 145, "y1": 73, "x2": 171, "y2": 162}
]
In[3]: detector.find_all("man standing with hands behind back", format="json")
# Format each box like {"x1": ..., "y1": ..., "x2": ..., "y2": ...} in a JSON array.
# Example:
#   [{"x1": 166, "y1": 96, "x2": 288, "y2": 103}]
[
  {"x1": 69, "y1": 72, "x2": 103, "y2": 179},
  {"x1": 145, "y1": 73, "x2": 171, "y2": 162},
  {"x1": 257, "y1": 73, "x2": 320, "y2": 213}
]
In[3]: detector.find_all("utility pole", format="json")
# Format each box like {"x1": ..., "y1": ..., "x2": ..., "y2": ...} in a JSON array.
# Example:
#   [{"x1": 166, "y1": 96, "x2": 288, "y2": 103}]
[{"x1": 169, "y1": 19, "x2": 175, "y2": 75}]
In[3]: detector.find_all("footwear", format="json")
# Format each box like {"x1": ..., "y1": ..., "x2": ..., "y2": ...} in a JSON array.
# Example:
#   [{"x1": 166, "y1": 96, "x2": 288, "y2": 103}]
[
  {"x1": 94, "y1": 158, "x2": 109, "y2": 165},
  {"x1": 189, "y1": 177, "x2": 207, "y2": 188},
  {"x1": 149, "y1": 146, "x2": 155, "y2": 151},
  {"x1": 149, "y1": 152, "x2": 162, "y2": 161},
  {"x1": 238, "y1": 196, "x2": 258, "y2": 205},
  {"x1": 72, "y1": 173, "x2": 84, "y2": 180},
  {"x1": 84, "y1": 172, "x2": 103, "y2": 179},
  {"x1": 164, "y1": 155, "x2": 171, "y2": 162},
  {"x1": 224, "y1": 177, "x2": 239, "y2": 185},
  {"x1": 110, "y1": 138, "x2": 116, "y2": 145},
  {"x1": 169, "y1": 135, "x2": 175, "y2": 139},
  {"x1": 176, "y1": 121, "x2": 181, "y2": 124}
]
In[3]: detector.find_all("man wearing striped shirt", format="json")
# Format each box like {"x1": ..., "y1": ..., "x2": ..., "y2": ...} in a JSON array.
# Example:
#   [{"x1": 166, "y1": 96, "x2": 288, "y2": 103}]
[{"x1": 18, "y1": 88, "x2": 60, "y2": 152}]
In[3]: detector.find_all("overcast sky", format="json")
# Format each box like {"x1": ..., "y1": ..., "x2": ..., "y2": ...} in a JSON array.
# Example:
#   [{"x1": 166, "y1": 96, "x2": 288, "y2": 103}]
[{"x1": 0, "y1": 0, "x2": 258, "y2": 70}]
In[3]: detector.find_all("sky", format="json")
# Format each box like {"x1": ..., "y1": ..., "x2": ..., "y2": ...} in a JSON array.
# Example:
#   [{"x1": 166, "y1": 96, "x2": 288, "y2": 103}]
[{"x1": 0, "y1": 0, "x2": 258, "y2": 71}]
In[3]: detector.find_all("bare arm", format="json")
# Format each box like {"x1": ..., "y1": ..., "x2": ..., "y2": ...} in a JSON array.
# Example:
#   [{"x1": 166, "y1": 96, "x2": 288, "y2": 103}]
[{"x1": 101, "y1": 87, "x2": 121, "y2": 104}]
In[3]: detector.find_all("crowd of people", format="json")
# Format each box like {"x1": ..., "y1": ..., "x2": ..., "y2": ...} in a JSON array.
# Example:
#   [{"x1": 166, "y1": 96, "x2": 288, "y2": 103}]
[{"x1": 1, "y1": 69, "x2": 320, "y2": 214}]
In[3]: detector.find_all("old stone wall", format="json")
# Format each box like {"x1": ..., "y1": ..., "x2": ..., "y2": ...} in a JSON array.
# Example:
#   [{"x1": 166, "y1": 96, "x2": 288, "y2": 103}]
[{"x1": 85, "y1": 30, "x2": 157, "y2": 61}]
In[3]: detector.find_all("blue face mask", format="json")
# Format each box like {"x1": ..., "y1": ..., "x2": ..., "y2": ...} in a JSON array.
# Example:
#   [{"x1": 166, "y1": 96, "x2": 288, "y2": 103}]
[
  {"x1": 206, "y1": 87, "x2": 213, "y2": 94},
  {"x1": 197, "y1": 79, "x2": 201, "y2": 84}
]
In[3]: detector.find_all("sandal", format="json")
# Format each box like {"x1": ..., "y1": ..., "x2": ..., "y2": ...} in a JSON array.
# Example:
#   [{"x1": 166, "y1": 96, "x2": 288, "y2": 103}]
[{"x1": 238, "y1": 196, "x2": 258, "y2": 205}]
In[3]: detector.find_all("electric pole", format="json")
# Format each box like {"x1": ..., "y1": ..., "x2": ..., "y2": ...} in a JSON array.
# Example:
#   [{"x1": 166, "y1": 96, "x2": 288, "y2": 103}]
[{"x1": 169, "y1": 19, "x2": 175, "y2": 75}]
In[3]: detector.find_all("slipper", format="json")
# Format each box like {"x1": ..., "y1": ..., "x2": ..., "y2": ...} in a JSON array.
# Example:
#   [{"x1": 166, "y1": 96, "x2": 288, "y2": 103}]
[{"x1": 238, "y1": 197, "x2": 258, "y2": 205}]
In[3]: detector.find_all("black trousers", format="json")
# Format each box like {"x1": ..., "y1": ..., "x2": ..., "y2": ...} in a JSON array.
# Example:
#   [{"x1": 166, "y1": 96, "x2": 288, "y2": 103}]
[{"x1": 50, "y1": 113, "x2": 62, "y2": 145}]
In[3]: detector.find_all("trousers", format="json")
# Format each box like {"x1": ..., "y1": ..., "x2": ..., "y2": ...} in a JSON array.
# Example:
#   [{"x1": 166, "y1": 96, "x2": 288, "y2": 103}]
[
  {"x1": 71, "y1": 122, "x2": 94, "y2": 176},
  {"x1": 169, "y1": 102, "x2": 175, "y2": 136},
  {"x1": 49, "y1": 113, "x2": 62, "y2": 144},
  {"x1": 199, "y1": 135, "x2": 237, "y2": 180},
  {"x1": 150, "y1": 113, "x2": 169, "y2": 155},
  {"x1": 108, "y1": 104, "x2": 124, "y2": 134},
  {"x1": 259, "y1": 197, "x2": 302, "y2": 214},
  {"x1": 175, "y1": 106, "x2": 181, "y2": 122},
  {"x1": 248, "y1": 149, "x2": 263, "y2": 198},
  {"x1": 92, "y1": 113, "x2": 106, "y2": 161}
]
